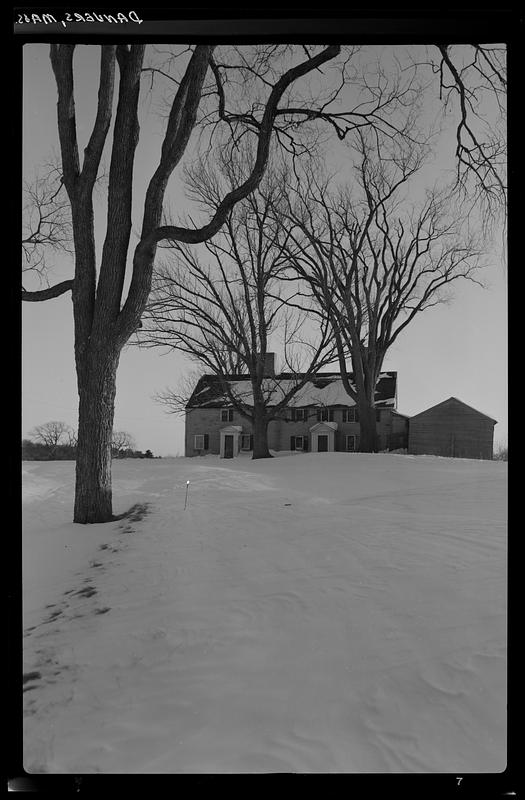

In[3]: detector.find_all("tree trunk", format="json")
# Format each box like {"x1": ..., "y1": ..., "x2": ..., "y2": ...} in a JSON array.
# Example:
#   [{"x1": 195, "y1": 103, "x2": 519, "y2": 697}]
[
  {"x1": 357, "y1": 400, "x2": 379, "y2": 453},
  {"x1": 252, "y1": 412, "x2": 273, "y2": 459},
  {"x1": 74, "y1": 347, "x2": 120, "y2": 523}
]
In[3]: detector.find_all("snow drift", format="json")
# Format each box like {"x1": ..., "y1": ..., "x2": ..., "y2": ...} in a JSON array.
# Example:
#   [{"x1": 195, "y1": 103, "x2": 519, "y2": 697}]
[{"x1": 22, "y1": 452, "x2": 507, "y2": 773}]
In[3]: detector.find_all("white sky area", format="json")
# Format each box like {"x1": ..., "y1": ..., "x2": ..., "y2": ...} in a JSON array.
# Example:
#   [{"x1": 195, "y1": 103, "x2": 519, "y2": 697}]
[
  {"x1": 22, "y1": 45, "x2": 508, "y2": 456},
  {"x1": 23, "y1": 455, "x2": 507, "y2": 773}
]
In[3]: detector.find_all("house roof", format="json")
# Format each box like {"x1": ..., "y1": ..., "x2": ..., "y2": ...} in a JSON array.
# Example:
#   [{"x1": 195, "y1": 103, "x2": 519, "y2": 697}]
[
  {"x1": 410, "y1": 396, "x2": 497, "y2": 424},
  {"x1": 186, "y1": 371, "x2": 398, "y2": 410},
  {"x1": 392, "y1": 410, "x2": 410, "y2": 419}
]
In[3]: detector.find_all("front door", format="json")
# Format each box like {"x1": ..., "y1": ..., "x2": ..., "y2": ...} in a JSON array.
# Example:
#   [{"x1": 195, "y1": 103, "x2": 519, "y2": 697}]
[
  {"x1": 317, "y1": 434, "x2": 328, "y2": 452},
  {"x1": 224, "y1": 434, "x2": 234, "y2": 458}
]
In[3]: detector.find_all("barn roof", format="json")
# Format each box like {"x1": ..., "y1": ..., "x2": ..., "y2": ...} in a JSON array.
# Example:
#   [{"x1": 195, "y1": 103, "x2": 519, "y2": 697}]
[
  {"x1": 186, "y1": 372, "x2": 398, "y2": 410},
  {"x1": 410, "y1": 396, "x2": 497, "y2": 424}
]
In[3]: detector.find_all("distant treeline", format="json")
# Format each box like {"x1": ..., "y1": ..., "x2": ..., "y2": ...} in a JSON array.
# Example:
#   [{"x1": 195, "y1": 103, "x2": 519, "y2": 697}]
[
  {"x1": 493, "y1": 443, "x2": 508, "y2": 462},
  {"x1": 22, "y1": 439, "x2": 157, "y2": 461}
]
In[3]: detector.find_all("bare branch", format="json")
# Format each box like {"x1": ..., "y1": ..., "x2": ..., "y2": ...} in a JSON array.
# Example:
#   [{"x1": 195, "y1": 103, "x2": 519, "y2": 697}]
[
  {"x1": 22, "y1": 161, "x2": 73, "y2": 283},
  {"x1": 146, "y1": 46, "x2": 342, "y2": 245},
  {"x1": 138, "y1": 152, "x2": 336, "y2": 456},
  {"x1": 117, "y1": 44, "x2": 343, "y2": 343},
  {"x1": 273, "y1": 132, "x2": 487, "y2": 443},
  {"x1": 435, "y1": 44, "x2": 506, "y2": 225},
  {"x1": 22, "y1": 280, "x2": 74, "y2": 301}
]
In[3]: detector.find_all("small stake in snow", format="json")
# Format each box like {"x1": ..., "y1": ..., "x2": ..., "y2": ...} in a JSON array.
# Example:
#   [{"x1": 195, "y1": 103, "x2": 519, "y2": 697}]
[{"x1": 184, "y1": 480, "x2": 190, "y2": 510}]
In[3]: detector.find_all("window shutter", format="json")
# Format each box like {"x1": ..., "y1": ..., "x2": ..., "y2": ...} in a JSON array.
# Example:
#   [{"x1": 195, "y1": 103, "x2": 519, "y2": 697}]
[
  {"x1": 291, "y1": 408, "x2": 296, "y2": 422},
  {"x1": 290, "y1": 436, "x2": 296, "y2": 451},
  {"x1": 329, "y1": 408, "x2": 334, "y2": 422},
  {"x1": 303, "y1": 436, "x2": 309, "y2": 452},
  {"x1": 355, "y1": 408, "x2": 359, "y2": 422},
  {"x1": 204, "y1": 434, "x2": 209, "y2": 450},
  {"x1": 316, "y1": 409, "x2": 321, "y2": 422}
]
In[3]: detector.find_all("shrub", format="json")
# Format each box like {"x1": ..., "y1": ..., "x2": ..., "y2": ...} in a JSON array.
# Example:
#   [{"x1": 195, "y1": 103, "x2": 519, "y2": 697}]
[{"x1": 493, "y1": 442, "x2": 508, "y2": 461}]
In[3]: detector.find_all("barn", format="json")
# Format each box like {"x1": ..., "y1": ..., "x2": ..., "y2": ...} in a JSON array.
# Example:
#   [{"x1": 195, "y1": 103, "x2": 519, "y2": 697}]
[{"x1": 408, "y1": 397, "x2": 497, "y2": 460}]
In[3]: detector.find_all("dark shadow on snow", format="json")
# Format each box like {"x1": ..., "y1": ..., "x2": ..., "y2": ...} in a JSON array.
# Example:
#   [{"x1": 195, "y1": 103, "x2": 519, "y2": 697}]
[{"x1": 112, "y1": 502, "x2": 151, "y2": 523}]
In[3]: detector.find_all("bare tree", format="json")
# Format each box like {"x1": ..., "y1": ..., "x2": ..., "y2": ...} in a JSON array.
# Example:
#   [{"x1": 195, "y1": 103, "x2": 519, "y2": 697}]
[
  {"x1": 22, "y1": 44, "x2": 356, "y2": 521},
  {"x1": 140, "y1": 153, "x2": 336, "y2": 458},
  {"x1": 66, "y1": 428, "x2": 78, "y2": 448},
  {"x1": 111, "y1": 430, "x2": 136, "y2": 458},
  {"x1": 21, "y1": 43, "x2": 505, "y2": 520},
  {"x1": 29, "y1": 420, "x2": 75, "y2": 457},
  {"x1": 276, "y1": 132, "x2": 486, "y2": 451}
]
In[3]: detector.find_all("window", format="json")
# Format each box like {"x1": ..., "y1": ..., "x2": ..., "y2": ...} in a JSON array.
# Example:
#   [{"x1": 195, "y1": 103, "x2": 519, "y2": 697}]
[
  {"x1": 342, "y1": 407, "x2": 358, "y2": 423},
  {"x1": 291, "y1": 408, "x2": 307, "y2": 421},
  {"x1": 241, "y1": 434, "x2": 253, "y2": 450},
  {"x1": 194, "y1": 434, "x2": 209, "y2": 450},
  {"x1": 221, "y1": 408, "x2": 234, "y2": 422},
  {"x1": 346, "y1": 435, "x2": 357, "y2": 452},
  {"x1": 316, "y1": 408, "x2": 334, "y2": 422},
  {"x1": 291, "y1": 435, "x2": 308, "y2": 451}
]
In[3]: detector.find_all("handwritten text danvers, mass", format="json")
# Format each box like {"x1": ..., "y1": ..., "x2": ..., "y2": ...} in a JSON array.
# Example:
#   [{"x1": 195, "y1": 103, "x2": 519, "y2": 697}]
[{"x1": 16, "y1": 11, "x2": 144, "y2": 27}]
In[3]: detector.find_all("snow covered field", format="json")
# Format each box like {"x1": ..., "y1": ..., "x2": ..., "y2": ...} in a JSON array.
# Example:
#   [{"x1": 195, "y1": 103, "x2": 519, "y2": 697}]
[{"x1": 22, "y1": 452, "x2": 507, "y2": 774}]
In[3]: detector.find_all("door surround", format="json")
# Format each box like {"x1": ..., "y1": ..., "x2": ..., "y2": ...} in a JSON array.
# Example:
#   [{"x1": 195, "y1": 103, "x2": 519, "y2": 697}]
[{"x1": 219, "y1": 425, "x2": 243, "y2": 458}]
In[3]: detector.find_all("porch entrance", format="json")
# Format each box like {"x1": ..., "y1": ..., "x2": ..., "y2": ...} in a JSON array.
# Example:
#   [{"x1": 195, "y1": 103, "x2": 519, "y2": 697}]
[
  {"x1": 317, "y1": 434, "x2": 328, "y2": 452},
  {"x1": 310, "y1": 421, "x2": 337, "y2": 453},
  {"x1": 224, "y1": 435, "x2": 234, "y2": 459}
]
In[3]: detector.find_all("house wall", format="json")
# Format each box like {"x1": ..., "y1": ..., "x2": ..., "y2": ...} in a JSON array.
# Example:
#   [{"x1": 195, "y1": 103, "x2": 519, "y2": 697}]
[
  {"x1": 185, "y1": 406, "x2": 401, "y2": 455},
  {"x1": 284, "y1": 408, "x2": 401, "y2": 451},
  {"x1": 185, "y1": 408, "x2": 245, "y2": 456},
  {"x1": 386, "y1": 413, "x2": 409, "y2": 450},
  {"x1": 185, "y1": 408, "x2": 282, "y2": 456},
  {"x1": 267, "y1": 419, "x2": 281, "y2": 450},
  {"x1": 391, "y1": 414, "x2": 409, "y2": 434},
  {"x1": 408, "y1": 401, "x2": 495, "y2": 460},
  {"x1": 282, "y1": 411, "x2": 315, "y2": 450},
  {"x1": 336, "y1": 408, "x2": 400, "y2": 451},
  {"x1": 334, "y1": 420, "x2": 361, "y2": 451}
]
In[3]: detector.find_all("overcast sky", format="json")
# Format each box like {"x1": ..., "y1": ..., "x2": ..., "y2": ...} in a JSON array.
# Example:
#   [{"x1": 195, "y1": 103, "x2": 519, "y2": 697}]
[{"x1": 22, "y1": 44, "x2": 507, "y2": 456}]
